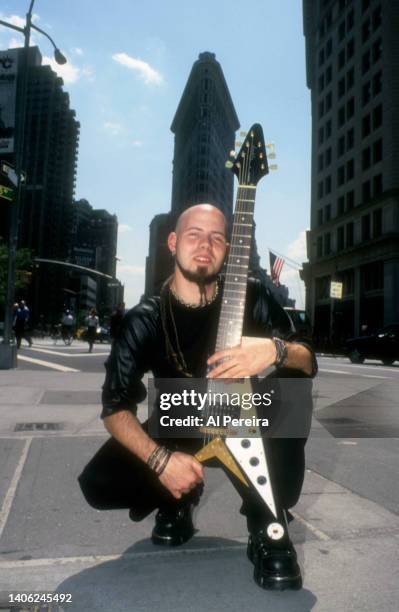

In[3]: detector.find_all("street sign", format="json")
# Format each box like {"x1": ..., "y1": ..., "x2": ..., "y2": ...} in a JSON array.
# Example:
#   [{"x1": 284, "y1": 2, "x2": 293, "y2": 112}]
[
  {"x1": 0, "y1": 162, "x2": 26, "y2": 187},
  {"x1": 0, "y1": 184, "x2": 14, "y2": 201},
  {"x1": 330, "y1": 281, "x2": 343, "y2": 299}
]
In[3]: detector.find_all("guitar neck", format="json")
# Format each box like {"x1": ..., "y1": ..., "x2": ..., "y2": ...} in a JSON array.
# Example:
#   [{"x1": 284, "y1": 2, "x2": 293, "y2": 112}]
[{"x1": 215, "y1": 185, "x2": 256, "y2": 352}]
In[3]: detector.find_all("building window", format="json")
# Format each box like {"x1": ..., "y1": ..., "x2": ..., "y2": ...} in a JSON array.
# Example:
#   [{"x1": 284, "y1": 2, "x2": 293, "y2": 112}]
[
  {"x1": 338, "y1": 135, "x2": 345, "y2": 157},
  {"x1": 338, "y1": 20, "x2": 346, "y2": 41},
  {"x1": 362, "y1": 0, "x2": 370, "y2": 13},
  {"x1": 346, "y1": 222, "x2": 354, "y2": 247},
  {"x1": 346, "y1": 190, "x2": 355, "y2": 210},
  {"x1": 324, "y1": 232, "x2": 331, "y2": 255},
  {"x1": 347, "y1": 38, "x2": 355, "y2": 59},
  {"x1": 317, "y1": 236, "x2": 323, "y2": 258},
  {"x1": 319, "y1": 100, "x2": 325, "y2": 119},
  {"x1": 338, "y1": 195, "x2": 345, "y2": 215},
  {"x1": 325, "y1": 91, "x2": 332, "y2": 112},
  {"x1": 373, "y1": 208, "x2": 382, "y2": 237},
  {"x1": 318, "y1": 181, "x2": 324, "y2": 199},
  {"x1": 325, "y1": 203, "x2": 331, "y2": 221},
  {"x1": 338, "y1": 165, "x2": 345, "y2": 186},
  {"x1": 337, "y1": 226, "x2": 345, "y2": 250},
  {"x1": 325, "y1": 147, "x2": 332, "y2": 166},
  {"x1": 361, "y1": 261, "x2": 383, "y2": 291},
  {"x1": 319, "y1": 48, "x2": 325, "y2": 67},
  {"x1": 318, "y1": 74, "x2": 325, "y2": 93},
  {"x1": 374, "y1": 174, "x2": 383, "y2": 196},
  {"x1": 338, "y1": 105, "x2": 346, "y2": 127},
  {"x1": 326, "y1": 38, "x2": 333, "y2": 57},
  {"x1": 362, "y1": 214, "x2": 371, "y2": 240},
  {"x1": 325, "y1": 119, "x2": 332, "y2": 138},
  {"x1": 325, "y1": 176, "x2": 332, "y2": 194},
  {"x1": 347, "y1": 67, "x2": 354, "y2": 90},
  {"x1": 362, "y1": 180, "x2": 371, "y2": 202},
  {"x1": 347, "y1": 9, "x2": 354, "y2": 31},
  {"x1": 326, "y1": 65, "x2": 332, "y2": 85},
  {"x1": 372, "y1": 5, "x2": 382, "y2": 31},
  {"x1": 373, "y1": 71, "x2": 382, "y2": 95},
  {"x1": 373, "y1": 139, "x2": 382, "y2": 163},
  {"x1": 362, "y1": 50, "x2": 371, "y2": 74},
  {"x1": 347, "y1": 127, "x2": 355, "y2": 150},
  {"x1": 362, "y1": 81, "x2": 371, "y2": 105},
  {"x1": 319, "y1": 126, "x2": 324, "y2": 145},
  {"x1": 373, "y1": 104, "x2": 383, "y2": 129},
  {"x1": 362, "y1": 18, "x2": 371, "y2": 42},
  {"x1": 373, "y1": 39, "x2": 382, "y2": 63},
  {"x1": 338, "y1": 49, "x2": 345, "y2": 70},
  {"x1": 347, "y1": 97, "x2": 355, "y2": 119},
  {"x1": 318, "y1": 153, "x2": 324, "y2": 172},
  {"x1": 362, "y1": 147, "x2": 371, "y2": 170},
  {"x1": 317, "y1": 209, "x2": 323, "y2": 226},
  {"x1": 316, "y1": 275, "x2": 330, "y2": 299},
  {"x1": 346, "y1": 159, "x2": 354, "y2": 180},
  {"x1": 338, "y1": 77, "x2": 345, "y2": 98},
  {"x1": 362, "y1": 114, "x2": 371, "y2": 137}
]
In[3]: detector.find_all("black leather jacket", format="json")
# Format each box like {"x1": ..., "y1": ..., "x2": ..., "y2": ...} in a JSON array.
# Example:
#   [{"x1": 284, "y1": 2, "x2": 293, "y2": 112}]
[{"x1": 101, "y1": 277, "x2": 318, "y2": 419}]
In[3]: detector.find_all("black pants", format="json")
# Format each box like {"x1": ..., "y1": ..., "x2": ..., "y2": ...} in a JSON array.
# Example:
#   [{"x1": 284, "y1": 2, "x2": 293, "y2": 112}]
[{"x1": 78, "y1": 426, "x2": 306, "y2": 534}]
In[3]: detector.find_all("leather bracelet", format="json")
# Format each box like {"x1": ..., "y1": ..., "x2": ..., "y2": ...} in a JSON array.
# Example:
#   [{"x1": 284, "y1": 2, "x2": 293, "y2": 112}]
[
  {"x1": 147, "y1": 445, "x2": 172, "y2": 475},
  {"x1": 272, "y1": 337, "x2": 288, "y2": 368}
]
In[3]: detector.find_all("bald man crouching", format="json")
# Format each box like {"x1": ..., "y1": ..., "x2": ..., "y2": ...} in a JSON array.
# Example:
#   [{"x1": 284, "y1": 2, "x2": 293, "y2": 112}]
[{"x1": 78, "y1": 204, "x2": 318, "y2": 591}]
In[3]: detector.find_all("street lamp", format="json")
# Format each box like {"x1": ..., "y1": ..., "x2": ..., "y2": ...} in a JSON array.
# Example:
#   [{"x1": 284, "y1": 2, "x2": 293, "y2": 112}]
[{"x1": 0, "y1": 0, "x2": 67, "y2": 369}]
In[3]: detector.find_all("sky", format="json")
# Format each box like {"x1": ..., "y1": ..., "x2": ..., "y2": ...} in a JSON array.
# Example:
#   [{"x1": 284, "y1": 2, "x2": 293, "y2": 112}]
[{"x1": 0, "y1": 0, "x2": 311, "y2": 309}]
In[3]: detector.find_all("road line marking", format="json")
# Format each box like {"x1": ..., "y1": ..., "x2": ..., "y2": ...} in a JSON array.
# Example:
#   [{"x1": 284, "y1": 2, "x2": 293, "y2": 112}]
[
  {"x1": 289, "y1": 510, "x2": 331, "y2": 541},
  {"x1": 17, "y1": 355, "x2": 79, "y2": 372},
  {"x1": 360, "y1": 374, "x2": 389, "y2": 379},
  {"x1": 0, "y1": 438, "x2": 32, "y2": 539},
  {"x1": 25, "y1": 347, "x2": 109, "y2": 358},
  {"x1": 0, "y1": 545, "x2": 248, "y2": 569},
  {"x1": 319, "y1": 368, "x2": 351, "y2": 375}
]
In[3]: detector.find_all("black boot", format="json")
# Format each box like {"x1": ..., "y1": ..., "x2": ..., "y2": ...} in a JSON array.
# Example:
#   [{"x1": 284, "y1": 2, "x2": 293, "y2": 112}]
[
  {"x1": 151, "y1": 503, "x2": 195, "y2": 546},
  {"x1": 247, "y1": 531, "x2": 302, "y2": 591}
]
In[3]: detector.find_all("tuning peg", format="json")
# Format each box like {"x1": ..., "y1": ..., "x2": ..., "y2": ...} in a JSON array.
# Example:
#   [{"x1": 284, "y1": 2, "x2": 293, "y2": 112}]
[
  {"x1": 270, "y1": 164, "x2": 278, "y2": 171},
  {"x1": 229, "y1": 150, "x2": 236, "y2": 157},
  {"x1": 235, "y1": 141, "x2": 242, "y2": 148},
  {"x1": 268, "y1": 152, "x2": 276, "y2": 159},
  {"x1": 225, "y1": 160, "x2": 234, "y2": 168},
  {"x1": 239, "y1": 131, "x2": 247, "y2": 137}
]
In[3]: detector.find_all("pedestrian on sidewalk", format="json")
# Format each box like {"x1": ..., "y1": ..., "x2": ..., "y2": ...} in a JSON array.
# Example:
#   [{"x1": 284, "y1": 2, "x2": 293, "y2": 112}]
[
  {"x1": 13, "y1": 300, "x2": 33, "y2": 349},
  {"x1": 85, "y1": 308, "x2": 99, "y2": 353}
]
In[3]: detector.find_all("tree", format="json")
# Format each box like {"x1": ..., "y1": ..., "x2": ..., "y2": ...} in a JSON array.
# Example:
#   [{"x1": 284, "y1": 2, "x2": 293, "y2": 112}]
[{"x1": 0, "y1": 240, "x2": 34, "y2": 313}]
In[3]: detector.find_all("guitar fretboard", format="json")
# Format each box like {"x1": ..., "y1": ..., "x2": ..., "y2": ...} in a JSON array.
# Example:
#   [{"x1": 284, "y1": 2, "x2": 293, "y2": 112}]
[{"x1": 215, "y1": 185, "x2": 256, "y2": 352}]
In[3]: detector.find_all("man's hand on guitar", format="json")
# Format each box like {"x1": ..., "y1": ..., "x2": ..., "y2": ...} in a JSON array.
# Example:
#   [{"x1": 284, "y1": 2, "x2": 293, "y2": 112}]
[
  {"x1": 206, "y1": 336, "x2": 277, "y2": 379},
  {"x1": 158, "y1": 451, "x2": 204, "y2": 499}
]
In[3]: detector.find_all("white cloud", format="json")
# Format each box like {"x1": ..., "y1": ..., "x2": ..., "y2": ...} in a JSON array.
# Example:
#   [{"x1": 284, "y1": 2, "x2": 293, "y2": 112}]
[
  {"x1": 118, "y1": 224, "x2": 132, "y2": 233},
  {"x1": 104, "y1": 121, "x2": 122, "y2": 136},
  {"x1": 132, "y1": 139, "x2": 143, "y2": 147},
  {"x1": 1, "y1": 14, "x2": 25, "y2": 28},
  {"x1": 118, "y1": 264, "x2": 145, "y2": 276},
  {"x1": 7, "y1": 37, "x2": 22, "y2": 49},
  {"x1": 277, "y1": 230, "x2": 309, "y2": 310},
  {"x1": 286, "y1": 229, "x2": 308, "y2": 263},
  {"x1": 112, "y1": 52, "x2": 163, "y2": 85},
  {"x1": 42, "y1": 54, "x2": 80, "y2": 84},
  {"x1": 72, "y1": 47, "x2": 83, "y2": 56}
]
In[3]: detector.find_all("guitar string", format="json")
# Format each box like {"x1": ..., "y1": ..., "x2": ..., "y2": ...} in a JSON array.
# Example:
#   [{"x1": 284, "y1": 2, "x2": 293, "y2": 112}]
[{"x1": 204, "y1": 132, "x2": 255, "y2": 445}]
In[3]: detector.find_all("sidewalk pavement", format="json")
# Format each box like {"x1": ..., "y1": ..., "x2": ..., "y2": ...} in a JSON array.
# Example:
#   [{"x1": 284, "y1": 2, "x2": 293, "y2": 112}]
[{"x1": 0, "y1": 370, "x2": 398, "y2": 612}]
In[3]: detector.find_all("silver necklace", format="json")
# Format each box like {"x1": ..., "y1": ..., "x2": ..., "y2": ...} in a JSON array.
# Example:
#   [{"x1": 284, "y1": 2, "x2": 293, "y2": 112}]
[{"x1": 169, "y1": 282, "x2": 219, "y2": 308}]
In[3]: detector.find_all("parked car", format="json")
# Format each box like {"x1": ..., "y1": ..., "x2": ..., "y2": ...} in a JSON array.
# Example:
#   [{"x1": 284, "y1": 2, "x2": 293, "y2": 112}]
[
  {"x1": 344, "y1": 323, "x2": 399, "y2": 364},
  {"x1": 284, "y1": 308, "x2": 313, "y2": 338}
]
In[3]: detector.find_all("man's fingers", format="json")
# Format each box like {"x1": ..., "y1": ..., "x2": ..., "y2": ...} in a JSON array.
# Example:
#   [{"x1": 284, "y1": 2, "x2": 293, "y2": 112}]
[{"x1": 191, "y1": 460, "x2": 204, "y2": 479}]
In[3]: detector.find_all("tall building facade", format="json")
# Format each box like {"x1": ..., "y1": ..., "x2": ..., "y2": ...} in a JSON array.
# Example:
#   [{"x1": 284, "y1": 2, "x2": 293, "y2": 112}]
[
  {"x1": 0, "y1": 46, "x2": 79, "y2": 322},
  {"x1": 145, "y1": 52, "x2": 239, "y2": 295},
  {"x1": 302, "y1": 0, "x2": 399, "y2": 343},
  {"x1": 70, "y1": 199, "x2": 123, "y2": 316}
]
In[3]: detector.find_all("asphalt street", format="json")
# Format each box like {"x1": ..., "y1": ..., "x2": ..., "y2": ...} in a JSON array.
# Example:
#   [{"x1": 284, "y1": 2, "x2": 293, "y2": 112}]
[{"x1": 0, "y1": 339, "x2": 398, "y2": 611}]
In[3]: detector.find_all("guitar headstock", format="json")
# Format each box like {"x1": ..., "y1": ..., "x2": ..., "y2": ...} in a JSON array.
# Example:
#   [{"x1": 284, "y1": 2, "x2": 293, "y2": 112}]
[{"x1": 227, "y1": 124, "x2": 268, "y2": 186}]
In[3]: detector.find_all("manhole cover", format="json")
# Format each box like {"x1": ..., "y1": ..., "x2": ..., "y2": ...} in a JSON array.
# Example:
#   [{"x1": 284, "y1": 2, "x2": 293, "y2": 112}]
[{"x1": 14, "y1": 422, "x2": 64, "y2": 432}]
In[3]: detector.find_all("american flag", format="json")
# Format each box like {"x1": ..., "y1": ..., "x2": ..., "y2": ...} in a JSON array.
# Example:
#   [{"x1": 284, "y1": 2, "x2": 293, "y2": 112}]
[{"x1": 269, "y1": 251, "x2": 285, "y2": 286}]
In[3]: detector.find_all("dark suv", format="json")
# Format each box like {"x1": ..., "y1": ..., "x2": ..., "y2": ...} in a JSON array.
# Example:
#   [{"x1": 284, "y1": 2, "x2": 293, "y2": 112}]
[{"x1": 344, "y1": 323, "x2": 399, "y2": 365}]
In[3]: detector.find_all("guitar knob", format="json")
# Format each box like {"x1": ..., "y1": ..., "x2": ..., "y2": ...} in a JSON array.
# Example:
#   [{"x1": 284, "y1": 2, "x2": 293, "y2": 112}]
[{"x1": 267, "y1": 522, "x2": 285, "y2": 540}]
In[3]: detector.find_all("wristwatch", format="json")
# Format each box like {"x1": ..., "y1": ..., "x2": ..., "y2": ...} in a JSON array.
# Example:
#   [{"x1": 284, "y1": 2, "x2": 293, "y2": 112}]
[{"x1": 272, "y1": 337, "x2": 288, "y2": 368}]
